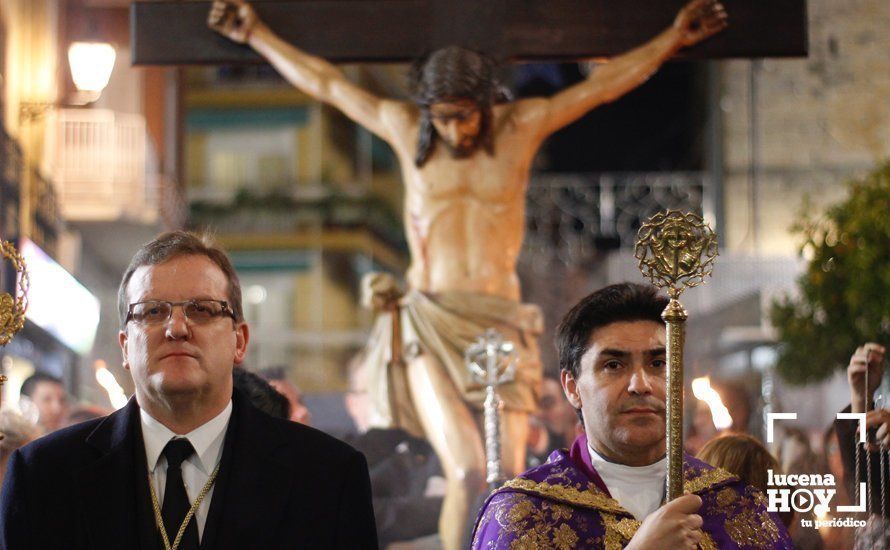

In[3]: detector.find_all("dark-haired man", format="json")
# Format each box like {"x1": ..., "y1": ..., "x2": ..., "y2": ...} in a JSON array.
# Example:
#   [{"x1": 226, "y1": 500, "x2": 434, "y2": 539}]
[
  {"x1": 0, "y1": 231, "x2": 377, "y2": 549},
  {"x1": 232, "y1": 367, "x2": 290, "y2": 420},
  {"x1": 209, "y1": 2, "x2": 727, "y2": 546},
  {"x1": 19, "y1": 373, "x2": 69, "y2": 433},
  {"x1": 472, "y1": 283, "x2": 792, "y2": 548}
]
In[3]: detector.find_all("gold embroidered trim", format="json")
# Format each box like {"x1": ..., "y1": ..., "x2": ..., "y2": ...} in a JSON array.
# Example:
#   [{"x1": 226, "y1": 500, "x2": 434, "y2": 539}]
[
  {"x1": 501, "y1": 478, "x2": 627, "y2": 514},
  {"x1": 501, "y1": 464, "x2": 736, "y2": 518},
  {"x1": 716, "y1": 487, "x2": 738, "y2": 507},
  {"x1": 606, "y1": 515, "x2": 642, "y2": 539},
  {"x1": 725, "y1": 508, "x2": 782, "y2": 546},
  {"x1": 601, "y1": 513, "x2": 642, "y2": 550},
  {"x1": 552, "y1": 523, "x2": 580, "y2": 550},
  {"x1": 684, "y1": 466, "x2": 736, "y2": 494},
  {"x1": 699, "y1": 531, "x2": 718, "y2": 550}
]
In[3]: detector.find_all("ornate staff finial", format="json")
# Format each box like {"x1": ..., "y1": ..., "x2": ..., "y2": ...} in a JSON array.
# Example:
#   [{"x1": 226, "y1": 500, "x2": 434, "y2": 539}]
[
  {"x1": 634, "y1": 210, "x2": 717, "y2": 500},
  {"x1": 635, "y1": 210, "x2": 718, "y2": 299},
  {"x1": 0, "y1": 239, "x2": 30, "y2": 408},
  {"x1": 0, "y1": 239, "x2": 29, "y2": 347}
]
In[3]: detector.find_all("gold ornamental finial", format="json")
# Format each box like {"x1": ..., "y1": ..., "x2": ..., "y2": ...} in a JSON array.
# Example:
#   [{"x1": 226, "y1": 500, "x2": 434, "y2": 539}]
[
  {"x1": 634, "y1": 210, "x2": 718, "y2": 501},
  {"x1": 634, "y1": 210, "x2": 718, "y2": 299},
  {"x1": 0, "y1": 239, "x2": 29, "y2": 347}
]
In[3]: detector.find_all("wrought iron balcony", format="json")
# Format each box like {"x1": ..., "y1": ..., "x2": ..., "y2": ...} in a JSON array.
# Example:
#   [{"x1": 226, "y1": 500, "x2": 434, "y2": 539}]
[{"x1": 521, "y1": 171, "x2": 709, "y2": 268}]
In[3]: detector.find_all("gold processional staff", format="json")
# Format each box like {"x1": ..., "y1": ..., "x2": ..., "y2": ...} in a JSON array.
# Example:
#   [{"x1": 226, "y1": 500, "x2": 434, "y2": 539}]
[
  {"x1": 634, "y1": 210, "x2": 718, "y2": 500},
  {"x1": 0, "y1": 239, "x2": 30, "y2": 408}
]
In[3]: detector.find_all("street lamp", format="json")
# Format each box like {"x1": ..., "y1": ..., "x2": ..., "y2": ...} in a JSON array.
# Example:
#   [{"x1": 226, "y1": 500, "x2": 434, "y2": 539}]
[
  {"x1": 17, "y1": 41, "x2": 116, "y2": 239},
  {"x1": 67, "y1": 41, "x2": 116, "y2": 100},
  {"x1": 20, "y1": 40, "x2": 116, "y2": 121}
]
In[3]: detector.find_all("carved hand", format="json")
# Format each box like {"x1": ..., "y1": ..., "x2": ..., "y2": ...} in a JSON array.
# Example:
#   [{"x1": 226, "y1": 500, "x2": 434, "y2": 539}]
[
  {"x1": 208, "y1": 0, "x2": 259, "y2": 44},
  {"x1": 674, "y1": 0, "x2": 728, "y2": 47}
]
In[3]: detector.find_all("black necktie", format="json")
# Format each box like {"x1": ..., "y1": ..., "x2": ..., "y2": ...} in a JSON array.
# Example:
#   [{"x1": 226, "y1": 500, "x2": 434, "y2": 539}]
[{"x1": 161, "y1": 438, "x2": 200, "y2": 550}]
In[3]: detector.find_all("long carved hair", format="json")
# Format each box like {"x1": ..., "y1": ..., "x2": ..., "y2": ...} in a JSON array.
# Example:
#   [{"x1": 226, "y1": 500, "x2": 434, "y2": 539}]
[{"x1": 409, "y1": 46, "x2": 511, "y2": 167}]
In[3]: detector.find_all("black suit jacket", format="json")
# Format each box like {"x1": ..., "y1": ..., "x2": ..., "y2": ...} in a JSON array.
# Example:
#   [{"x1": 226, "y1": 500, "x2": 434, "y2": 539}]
[
  {"x1": 346, "y1": 428, "x2": 443, "y2": 546},
  {"x1": 0, "y1": 391, "x2": 378, "y2": 549}
]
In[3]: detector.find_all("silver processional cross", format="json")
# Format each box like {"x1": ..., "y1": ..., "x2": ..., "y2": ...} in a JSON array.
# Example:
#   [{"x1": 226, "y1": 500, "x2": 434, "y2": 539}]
[{"x1": 466, "y1": 328, "x2": 516, "y2": 490}]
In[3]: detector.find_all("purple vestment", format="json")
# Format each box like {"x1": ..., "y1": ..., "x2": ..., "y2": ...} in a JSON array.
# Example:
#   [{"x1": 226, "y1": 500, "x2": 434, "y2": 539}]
[{"x1": 472, "y1": 434, "x2": 792, "y2": 549}]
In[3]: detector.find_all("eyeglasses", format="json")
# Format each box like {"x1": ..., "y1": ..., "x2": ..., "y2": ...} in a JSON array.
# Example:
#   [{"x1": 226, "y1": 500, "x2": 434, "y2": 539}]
[{"x1": 126, "y1": 300, "x2": 235, "y2": 326}]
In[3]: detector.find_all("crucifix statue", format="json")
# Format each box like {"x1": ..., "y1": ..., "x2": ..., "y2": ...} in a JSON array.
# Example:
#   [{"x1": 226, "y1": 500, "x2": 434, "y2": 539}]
[
  {"x1": 204, "y1": 1, "x2": 728, "y2": 546},
  {"x1": 128, "y1": 0, "x2": 804, "y2": 545}
]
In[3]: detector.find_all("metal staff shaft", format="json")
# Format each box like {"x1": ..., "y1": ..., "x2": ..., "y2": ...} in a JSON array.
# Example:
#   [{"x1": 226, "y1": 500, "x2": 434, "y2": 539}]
[
  {"x1": 481, "y1": 341, "x2": 503, "y2": 488},
  {"x1": 635, "y1": 210, "x2": 718, "y2": 502},
  {"x1": 663, "y1": 298, "x2": 688, "y2": 500},
  {"x1": 466, "y1": 329, "x2": 516, "y2": 491},
  {"x1": 483, "y1": 383, "x2": 502, "y2": 489}
]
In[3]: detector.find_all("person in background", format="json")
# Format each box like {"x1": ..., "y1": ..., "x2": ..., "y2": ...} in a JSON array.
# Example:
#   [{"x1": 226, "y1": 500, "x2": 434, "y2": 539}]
[
  {"x1": 699, "y1": 433, "x2": 827, "y2": 549},
  {"x1": 0, "y1": 411, "x2": 39, "y2": 486},
  {"x1": 696, "y1": 433, "x2": 795, "y2": 529},
  {"x1": 778, "y1": 426, "x2": 831, "y2": 550},
  {"x1": 818, "y1": 424, "x2": 855, "y2": 550},
  {"x1": 834, "y1": 342, "x2": 889, "y2": 549},
  {"x1": 262, "y1": 367, "x2": 312, "y2": 425},
  {"x1": 233, "y1": 367, "x2": 290, "y2": 420},
  {"x1": 345, "y1": 355, "x2": 444, "y2": 548},
  {"x1": 525, "y1": 415, "x2": 551, "y2": 468},
  {"x1": 63, "y1": 405, "x2": 110, "y2": 428},
  {"x1": 686, "y1": 398, "x2": 719, "y2": 456},
  {"x1": 717, "y1": 382, "x2": 752, "y2": 433},
  {"x1": 536, "y1": 375, "x2": 582, "y2": 451},
  {"x1": 19, "y1": 373, "x2": 69, "y2": 434}
]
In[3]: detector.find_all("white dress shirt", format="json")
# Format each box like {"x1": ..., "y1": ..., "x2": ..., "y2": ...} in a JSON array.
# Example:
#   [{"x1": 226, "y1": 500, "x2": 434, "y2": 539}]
[
  {"x1": 588, "y1": 443, "x2": 666, "y2": 520},
  {"x1": 141, "y1": 401, "x2": 232, "y2": 542}
]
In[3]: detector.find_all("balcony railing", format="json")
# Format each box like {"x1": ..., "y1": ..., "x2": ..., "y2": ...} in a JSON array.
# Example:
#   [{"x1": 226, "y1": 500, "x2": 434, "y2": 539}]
[
  {"x1": 42, "y1": 108, "x2": 157, "y2": 223},
  {"x1": 188, "y1": 186, "x2": 406, "y2": 252},
  {"x1": 521, "y1": 172, "x2": 709, "y2": 268}
]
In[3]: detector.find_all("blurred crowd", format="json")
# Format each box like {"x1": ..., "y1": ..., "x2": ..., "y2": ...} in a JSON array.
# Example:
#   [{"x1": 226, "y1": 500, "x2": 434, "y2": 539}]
[{"x1": 2, "y1": 342, "x2": 887, "y2": 549}]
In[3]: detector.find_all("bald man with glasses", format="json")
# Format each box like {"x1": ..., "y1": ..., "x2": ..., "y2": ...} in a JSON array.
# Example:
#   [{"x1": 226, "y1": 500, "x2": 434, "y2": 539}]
[{"x1": 0, "y1": 231, "x2": 378, "y2": 550}]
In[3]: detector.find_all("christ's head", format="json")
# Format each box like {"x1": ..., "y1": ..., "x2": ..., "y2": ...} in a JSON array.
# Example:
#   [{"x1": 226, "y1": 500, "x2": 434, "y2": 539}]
[{"x1": 409, "y1": 46, "x2": 509, "y2": 166}]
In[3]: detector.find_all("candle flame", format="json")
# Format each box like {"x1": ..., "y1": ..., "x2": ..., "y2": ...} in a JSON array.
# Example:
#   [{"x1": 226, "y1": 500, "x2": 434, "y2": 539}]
[
  {"x1": 691, "y1": 376, "x2": 733, "y2": 430},
  {"x1": 94, "y1": 360, "x2": 128, "y2": 409}
]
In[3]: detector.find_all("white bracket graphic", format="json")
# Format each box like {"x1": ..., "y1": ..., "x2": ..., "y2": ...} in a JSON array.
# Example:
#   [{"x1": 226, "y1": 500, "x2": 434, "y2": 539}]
[
  {"x1": 766, "y1": 413, "x2": 797, "y2": 443},
  {"x1": 836, "y1": 412, "x2": 867, "y2": 444},
  {"x1": 837, "y1": 483, "x2": 868, "y2": 512},
  {"x1": 833, "y1": 412, "x2": 868, "y2": 512}
]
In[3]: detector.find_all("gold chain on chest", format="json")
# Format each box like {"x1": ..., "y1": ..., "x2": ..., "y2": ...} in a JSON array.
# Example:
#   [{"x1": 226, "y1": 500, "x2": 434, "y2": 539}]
[{"x1": 148, "y1": 464, "x2": 220, "y2": 550}]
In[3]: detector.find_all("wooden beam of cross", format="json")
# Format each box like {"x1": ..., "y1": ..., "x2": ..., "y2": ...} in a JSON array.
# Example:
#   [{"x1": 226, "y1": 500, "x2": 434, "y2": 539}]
[{"x1": 131, "y1": 0, "x2": 807, "y2": 66}]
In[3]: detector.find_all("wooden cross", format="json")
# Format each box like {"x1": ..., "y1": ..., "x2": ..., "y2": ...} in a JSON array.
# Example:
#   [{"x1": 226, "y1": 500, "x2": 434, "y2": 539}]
[{"x1": 131, "y1": 0, "x2": 807, "y2": 66}]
